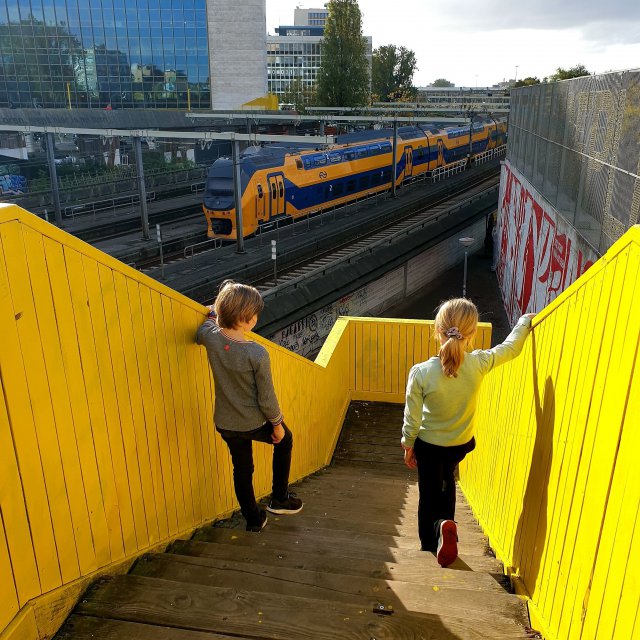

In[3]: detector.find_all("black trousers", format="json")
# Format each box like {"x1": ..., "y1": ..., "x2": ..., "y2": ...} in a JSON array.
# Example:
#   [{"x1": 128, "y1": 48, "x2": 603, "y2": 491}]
[
  {"x1": 217, "y1": 422, "x2": 293, "y2": 526},
  {"x1": 413, "y1": 436, "x2": 476, "y2": 551}
]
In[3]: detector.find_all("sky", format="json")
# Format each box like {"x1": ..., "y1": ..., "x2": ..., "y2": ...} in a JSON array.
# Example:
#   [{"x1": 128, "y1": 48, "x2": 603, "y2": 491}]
[{"x1": 266, "y1": 0, "x2": 640, "y2": 87}]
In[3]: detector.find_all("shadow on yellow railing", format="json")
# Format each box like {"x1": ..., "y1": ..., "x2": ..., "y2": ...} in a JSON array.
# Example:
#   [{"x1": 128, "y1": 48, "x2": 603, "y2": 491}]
[
  {"x1": 461, "y1": 225, "x2": 640, "y2": 640},
  {"x1": 0, "y1": 203, "x2": 493, "y2": 640}
]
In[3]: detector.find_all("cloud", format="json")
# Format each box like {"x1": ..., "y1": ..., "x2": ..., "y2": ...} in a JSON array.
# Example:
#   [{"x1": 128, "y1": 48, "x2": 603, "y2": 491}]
[{"x1": 440, "y1": 0, "x2": 640, "y2": 44}]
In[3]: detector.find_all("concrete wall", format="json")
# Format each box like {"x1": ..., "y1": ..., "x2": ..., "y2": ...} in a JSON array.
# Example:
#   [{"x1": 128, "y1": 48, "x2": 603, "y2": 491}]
[
  {"x1": 207, "y1": 0, "x2": 268, "y2": 110},
  {"x1": 269, "y1": 217, "x2": 487, "y2": 359}
]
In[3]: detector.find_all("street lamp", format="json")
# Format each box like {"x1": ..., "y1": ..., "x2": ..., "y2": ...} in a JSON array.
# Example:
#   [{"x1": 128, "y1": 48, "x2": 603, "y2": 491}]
[
  {"x1": 459, "y1": 237, "x2": 475, "y2": 298},
  {"x1": 514, "y1": 65, "x2": 519, "y2": 84}
]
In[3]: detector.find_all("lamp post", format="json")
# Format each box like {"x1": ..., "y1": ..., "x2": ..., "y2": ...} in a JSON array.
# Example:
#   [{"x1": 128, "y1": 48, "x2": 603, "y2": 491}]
[
  {"x1": 459, "y1": 237, "x2": 475, "y2": 298},
  {"x1": 514, "y1": 65, "x2": 519, "y2": 84}
]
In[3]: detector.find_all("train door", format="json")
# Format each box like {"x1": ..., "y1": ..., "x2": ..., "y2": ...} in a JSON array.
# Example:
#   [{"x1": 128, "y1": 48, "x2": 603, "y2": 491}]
[
  {"x1": 256, "y1": 183, "x2": 267, "y2": 221},
  {"x1": 437, "y1": 139, "x2": 445, "y2": 167},
  {"x1": 404, "y1": 147, "x2": 413, "y2": 178},
  {"x1": 267, "y1": 173, "x2": 285, "y2": 217}
]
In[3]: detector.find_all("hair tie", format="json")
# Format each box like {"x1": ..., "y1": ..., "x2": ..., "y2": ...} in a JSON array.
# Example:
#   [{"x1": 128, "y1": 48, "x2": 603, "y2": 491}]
[{"x1": 445, "y1": 327, "x2": 463, "y2": 340}]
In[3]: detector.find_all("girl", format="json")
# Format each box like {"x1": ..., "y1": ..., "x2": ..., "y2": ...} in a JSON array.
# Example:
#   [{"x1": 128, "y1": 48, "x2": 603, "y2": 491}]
[{"x1": 402, "y1": 298, "x2": 534, "y2": 567}]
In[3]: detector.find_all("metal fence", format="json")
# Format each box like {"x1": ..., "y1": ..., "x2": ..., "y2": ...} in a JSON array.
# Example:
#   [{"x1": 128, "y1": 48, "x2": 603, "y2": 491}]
[{"x1": 507, "y1": 69, "x2": 640, "y2": 254}]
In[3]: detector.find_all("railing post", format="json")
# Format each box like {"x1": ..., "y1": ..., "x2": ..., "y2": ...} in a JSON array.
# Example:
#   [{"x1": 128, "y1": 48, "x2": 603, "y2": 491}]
[
  {"x1": 46, "y1": 132, "x2": 62, "y2": 225},
  {"x1": 133, "y1": 136, "x2": 150, "y2": 240}
]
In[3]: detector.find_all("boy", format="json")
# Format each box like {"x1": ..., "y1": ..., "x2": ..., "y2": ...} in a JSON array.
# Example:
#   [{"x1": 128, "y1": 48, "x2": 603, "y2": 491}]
[{"x1": 197, "y1": 280, "x2": 303, "y2": 531}]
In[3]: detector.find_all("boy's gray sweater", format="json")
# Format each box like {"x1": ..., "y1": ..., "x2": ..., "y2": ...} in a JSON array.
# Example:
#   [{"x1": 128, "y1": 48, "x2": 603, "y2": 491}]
[{"x1": 196, "y1": 319, "x2": 283, "y2": 431}]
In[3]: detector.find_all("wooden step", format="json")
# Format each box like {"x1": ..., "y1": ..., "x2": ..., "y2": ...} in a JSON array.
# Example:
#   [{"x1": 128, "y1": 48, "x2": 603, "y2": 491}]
[
  {"x1": 192, "y1": 526, "x2": 503, "y2": 573},
  {"x1": 74, "y1": 574, "x2": 533, "y2": 639},
  {"x1": 131, "y1": 552, "x2": 529, "y2": 626},
  {"x1": 170, "y1": 539, "x2": 512, "y2": 592},
  {"x1": 57, "y1": 615, "x2": 252, "y2": 639}
]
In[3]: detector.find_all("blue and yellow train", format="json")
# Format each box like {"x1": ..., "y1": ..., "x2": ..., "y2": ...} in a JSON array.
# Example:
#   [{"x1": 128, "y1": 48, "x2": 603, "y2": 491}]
[{"x1": 203, "y1": 118, "x2": 507, "y2": 239}]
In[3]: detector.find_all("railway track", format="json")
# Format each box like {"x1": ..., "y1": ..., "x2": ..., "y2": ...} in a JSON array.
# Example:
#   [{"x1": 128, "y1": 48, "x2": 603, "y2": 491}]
[{"x1": 254, "y1": 174, "x2": 499, "y2": 294}]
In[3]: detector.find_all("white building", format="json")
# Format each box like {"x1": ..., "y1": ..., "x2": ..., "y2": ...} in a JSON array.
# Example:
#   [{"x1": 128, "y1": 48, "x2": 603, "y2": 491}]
[
  {"x1": 208, "y1": 0, "x2": 268, "y2": 109},
  {"x1": 267, "y1": 6, "x2": 372, "y2": 100}
]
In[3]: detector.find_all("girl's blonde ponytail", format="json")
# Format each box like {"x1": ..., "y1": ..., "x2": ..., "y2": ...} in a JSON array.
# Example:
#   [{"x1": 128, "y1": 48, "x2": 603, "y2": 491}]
[{"x1": 435, "y1": 299, "x2": 479, "y2": 377}]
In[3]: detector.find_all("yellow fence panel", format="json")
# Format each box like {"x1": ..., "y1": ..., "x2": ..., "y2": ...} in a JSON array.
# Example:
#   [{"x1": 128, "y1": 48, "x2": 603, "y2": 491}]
[
  {"x1": 461, "y1": 226, "x2": 640, "y2": 640},
  {"x1": 0, "y1": 204, "x2": 355, "y2": 640},
  {"x1": 349, "y1": 317, "x2": 492, "y2": 402}
]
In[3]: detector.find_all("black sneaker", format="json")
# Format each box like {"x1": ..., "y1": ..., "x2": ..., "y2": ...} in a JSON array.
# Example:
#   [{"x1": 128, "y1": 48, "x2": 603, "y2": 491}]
[
  {"x1": 266, "y1": 492, "x2": 303, "y2": 515},
  {"x1": 246, "y1": 509, "x2": 268, "y2": 532}
]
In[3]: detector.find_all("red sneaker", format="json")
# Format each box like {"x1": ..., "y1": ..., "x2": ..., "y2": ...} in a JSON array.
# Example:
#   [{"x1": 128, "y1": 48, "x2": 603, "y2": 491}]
[{"x1": 436, "y1": 520, "x2": 458, "y2": 567}]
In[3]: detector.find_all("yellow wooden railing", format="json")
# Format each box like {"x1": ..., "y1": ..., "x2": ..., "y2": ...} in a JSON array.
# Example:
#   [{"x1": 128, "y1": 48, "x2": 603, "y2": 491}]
[
  {"x1": 460, "y1": 225, "x2": 640, "y2": 640},
  {"x1": 0, "y1": 203, "x2": 492, "y2": 640},
  {"x1": 2, "y1": 201, "x2": 637, "y2": 640}
]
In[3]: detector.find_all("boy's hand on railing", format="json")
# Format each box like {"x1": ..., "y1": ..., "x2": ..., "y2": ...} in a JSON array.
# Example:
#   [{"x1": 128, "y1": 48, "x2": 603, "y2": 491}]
[
  {"x1": 403, "y1": 446, "x2": 417, "y2": 470},
  {"x1": 271, "y1": 423, "x2": 285, "y2": 444}
]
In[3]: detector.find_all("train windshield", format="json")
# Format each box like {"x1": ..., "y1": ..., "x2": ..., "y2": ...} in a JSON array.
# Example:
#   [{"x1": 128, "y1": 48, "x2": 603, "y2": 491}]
[{"x1": 206, "y1": 177, "x2": 233, "y2": 196}]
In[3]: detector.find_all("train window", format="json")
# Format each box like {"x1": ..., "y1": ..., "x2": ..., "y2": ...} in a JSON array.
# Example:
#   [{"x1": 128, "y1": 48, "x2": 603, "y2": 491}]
[
  {"x1": 380, "y1": 142, "x2": 392, "y2": 153},
  {"x1": 328, "y1": 152, "x2": 342, "y2": 163},
  {"x1": 368, "y1": 144, "x2": 380, "y2": 156},
  {"x1": 271, "y1": 183, "x2": 277, "y2": 198},
  {"x1": 296, "y1": 158, "x2": 303, "y2": 169},
  {"x1": 303, "y1": 157, "x2": 312, "y2": 169},
  {"x1": 356, "y1": 148, "x2": 368, "y2": 159},
  {"x1": 257, "y1": 184, "x2": 263, "y2": 198},
  {"x1": 279, "y1": 183, "x2": 284, "y2": 198},
  {"x1": 314, "y1": 155, "x2": 327, "y2": 166},
  {"x1": 347, "y1": 179, "x2": 356, "y2": 192},
  {"x1": 344, "y1": 150, "x2": 356, "y2": 161},
  {"x1": 359, "y1": 176, "x2": 369, "y2": 189}
]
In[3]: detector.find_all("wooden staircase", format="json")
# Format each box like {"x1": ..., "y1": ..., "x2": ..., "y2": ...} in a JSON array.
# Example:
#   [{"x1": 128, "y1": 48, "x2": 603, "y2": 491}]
[{"x1": 56, "y1": 402, "x2": 538, "y2": 639}]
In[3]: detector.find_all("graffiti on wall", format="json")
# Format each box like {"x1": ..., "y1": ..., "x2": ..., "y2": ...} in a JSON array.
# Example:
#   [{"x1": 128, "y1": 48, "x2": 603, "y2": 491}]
[
  {"x1": 0, "y1": 174, "x2": 27, "y2": 195},
  {"x1": 272, "y1": 288, "x2": 369, "y2": 359},
  {"x1": 497, "y1": 161, "x2": 597, "y2": 324}
]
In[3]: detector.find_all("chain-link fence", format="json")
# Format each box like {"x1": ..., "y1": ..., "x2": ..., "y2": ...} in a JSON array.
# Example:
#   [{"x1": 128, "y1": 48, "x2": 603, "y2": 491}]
[{"x1": 507, "y1": 69, "x2": 640, "y2": 254}]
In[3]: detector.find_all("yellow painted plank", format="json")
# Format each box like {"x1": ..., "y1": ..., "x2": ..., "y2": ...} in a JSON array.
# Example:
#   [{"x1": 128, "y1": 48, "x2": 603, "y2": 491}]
[
  {"x1": 0, "y1": 224, "x2": 64, "y2": 592},
  {"x1": 384, "y1": 323, "x2": 393, "y2": 393},
  {"x1": 572, "y1": 249, "x2": 640, "y2": 639},
  {"x1": 0, "y1": 510, "x2": 20, "y2": 631},
  {"x1": 549, "y1": 263, "x2": 617, "y2": 639},
  {"x1": 113, "y1": 272, "x2": 157, "y2": 548},
  {"x1": 162, "y1": 295, "x2": 196, "y2": 527},
  {"x1": 107, "y1": 270, "x2": 149, "y2": 548},
  {"x1": 139, "y1": 286, "x2": 178, "y2": 534},
  {"x1": 126, "y1": 279, "x2": 168, "y2": 542},
  {"x1": 39, "y1": 237, "x2": 106, "y2": 576},
  {"x1": 0, "y1": 606, "x2": 38, "y2": 640},
  {"x1": 69, "y1": 254, "x2": 125, "y2": 564},
  {"x1": 84, "y1": 260, "x2": 137, "y2": 556},
  {"x1": 153, "y1": 293, "x2": 188, "y2": 530},
  {"x1": 0, "y1": 378, "x2": 40, "y2": 606}
]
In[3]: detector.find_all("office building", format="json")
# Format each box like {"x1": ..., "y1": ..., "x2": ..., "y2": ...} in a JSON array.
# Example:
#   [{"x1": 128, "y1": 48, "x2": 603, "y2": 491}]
[
  {"x1": 267, "y1": 6, "x2": 372, "y2": 101},
  {"x1": 0, "y1": 0, "x2": 268, "y2": 110}
]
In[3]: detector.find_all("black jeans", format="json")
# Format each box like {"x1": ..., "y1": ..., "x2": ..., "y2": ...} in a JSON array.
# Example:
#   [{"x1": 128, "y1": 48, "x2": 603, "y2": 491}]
[
  {"x1": 413, "y1": 437, "x2": 476, "y2": 551},
  {"x1": 217, "y1": 422, "x2": 293, "y2": 527}
]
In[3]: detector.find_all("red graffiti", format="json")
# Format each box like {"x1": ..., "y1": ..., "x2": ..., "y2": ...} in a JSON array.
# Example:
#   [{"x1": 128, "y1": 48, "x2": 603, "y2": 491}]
[{"x1": 497, "y1": 163, "x2": 597, "y2": 324}]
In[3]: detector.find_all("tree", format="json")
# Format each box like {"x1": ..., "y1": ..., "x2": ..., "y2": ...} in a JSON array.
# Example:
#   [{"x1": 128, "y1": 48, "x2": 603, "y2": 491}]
[
  {"x1": 371, "y1": 45, "x2": 418, "y2": 102},
  {"x1": 316, "y1": 0, "x2": 370, "y2": 107},
  {"x1": 431, "y1": 78, "x2": 454, "y2": 87},
  {"x1": 514, "y1": 77, "x2": 541, "y2": 88},
  {"x1": 547, "y1": 65, "x2": 591, "y2": 82},
  {"x1": 0, "y1": 17, "x2": 81, "y2": 108},
  {"x1": 281, "y1": 78, "x2": 316, "y2": 114}
]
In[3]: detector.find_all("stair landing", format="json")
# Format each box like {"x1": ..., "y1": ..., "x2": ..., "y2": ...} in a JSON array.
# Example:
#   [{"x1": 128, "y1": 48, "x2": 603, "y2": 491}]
[{"x1": 56, "y1": 402, "x2": 536, "y2": 639}]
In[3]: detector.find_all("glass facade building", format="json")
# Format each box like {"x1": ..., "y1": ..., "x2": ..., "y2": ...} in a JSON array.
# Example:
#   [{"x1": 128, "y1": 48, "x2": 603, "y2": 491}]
[{"x1": 0, "y1": 0, "x2": 211, "y2": 109}]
